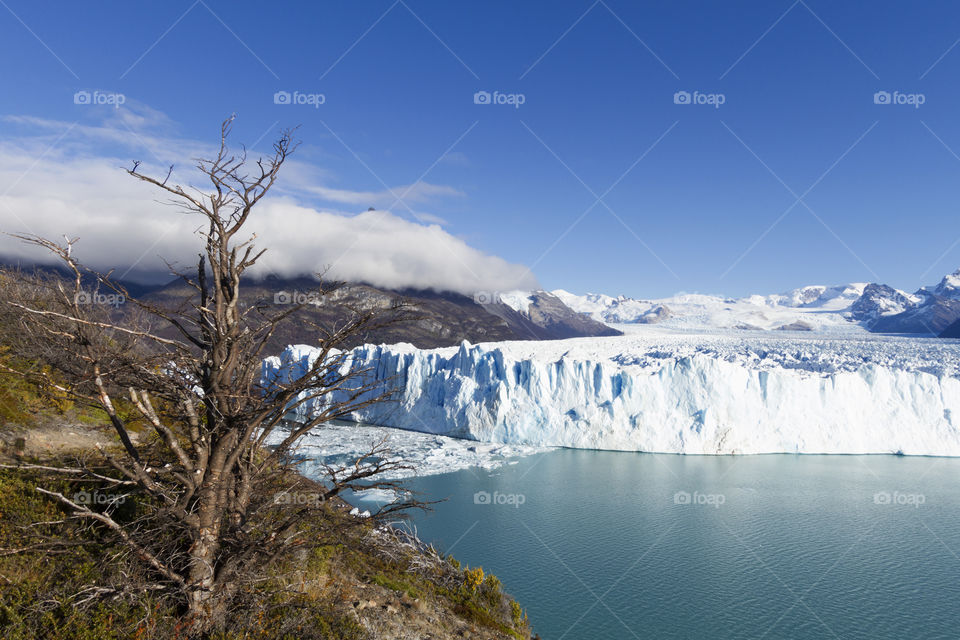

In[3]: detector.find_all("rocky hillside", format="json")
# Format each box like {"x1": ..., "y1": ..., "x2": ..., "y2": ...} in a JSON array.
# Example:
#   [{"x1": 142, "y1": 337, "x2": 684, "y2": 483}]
[
  {"x1": 0, "y1": 366, "x2": 537, "y2": 640},
  {"x1": 136, "y1": 276, "x2": 619, "y2": 353},
  {"x1": 856, "y1": 270, "x2": 960, "y2": 335}
]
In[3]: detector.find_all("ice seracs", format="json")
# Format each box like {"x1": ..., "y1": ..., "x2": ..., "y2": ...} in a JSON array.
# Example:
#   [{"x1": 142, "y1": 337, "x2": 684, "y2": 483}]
[
  {"x1": 264, "y1": 329, "x2": 960, "y2": 457},
  {"x1": 262, "y1": 270, "x2": 960, "y2": 457}
]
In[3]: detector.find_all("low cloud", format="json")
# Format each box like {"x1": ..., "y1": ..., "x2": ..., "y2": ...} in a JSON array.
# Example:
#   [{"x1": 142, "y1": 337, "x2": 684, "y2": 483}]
[
  {"x1": 253, "y1": 203, "x2": 535, "y2": 292},
  {"x1": 0, "y1": 111, "x2": 537, "y2": 295}
]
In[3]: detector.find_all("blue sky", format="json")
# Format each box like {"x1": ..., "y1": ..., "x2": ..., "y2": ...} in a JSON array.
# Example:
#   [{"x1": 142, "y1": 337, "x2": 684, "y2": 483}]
[{"x1": 1, "y1": 1, "x2": 960, "y2": 298}]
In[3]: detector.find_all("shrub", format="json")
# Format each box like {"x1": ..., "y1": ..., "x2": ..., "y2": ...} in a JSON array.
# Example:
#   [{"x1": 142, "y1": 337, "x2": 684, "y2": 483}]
[{"x1": 463, "y1": 566, "x2": 484, "y2": 592}]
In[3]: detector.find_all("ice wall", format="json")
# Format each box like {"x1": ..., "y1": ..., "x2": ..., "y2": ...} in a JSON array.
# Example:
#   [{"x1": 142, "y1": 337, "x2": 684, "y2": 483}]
[{"x1": 262, "y1": 341, "x2": 960, "y2": 456}]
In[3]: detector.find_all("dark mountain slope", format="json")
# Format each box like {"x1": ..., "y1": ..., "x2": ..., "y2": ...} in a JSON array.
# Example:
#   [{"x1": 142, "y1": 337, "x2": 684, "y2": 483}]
[
  {"x1": 137, "y1": 276, "x2": 620, "y2": 353},
  {"x1": 940, "y1": 318, "x2": 960, "y2": 338}
]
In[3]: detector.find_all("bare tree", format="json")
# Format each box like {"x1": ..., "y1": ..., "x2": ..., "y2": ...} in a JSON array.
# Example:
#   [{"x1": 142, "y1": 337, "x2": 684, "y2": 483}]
[{"x1": 0, "y1": 117, "x2": 419, "y2": 633}]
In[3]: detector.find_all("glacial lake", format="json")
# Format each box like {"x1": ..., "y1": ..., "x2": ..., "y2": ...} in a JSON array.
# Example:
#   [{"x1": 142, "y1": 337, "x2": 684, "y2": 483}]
[{"x1": 387, "y1": 450, "x2": 960, "y2": 640}]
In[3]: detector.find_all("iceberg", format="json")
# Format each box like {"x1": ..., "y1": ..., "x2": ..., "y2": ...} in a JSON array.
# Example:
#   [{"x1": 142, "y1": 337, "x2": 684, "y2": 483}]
[{"x1": 263, "y1": 330, "x2": 960, "y2": 456}]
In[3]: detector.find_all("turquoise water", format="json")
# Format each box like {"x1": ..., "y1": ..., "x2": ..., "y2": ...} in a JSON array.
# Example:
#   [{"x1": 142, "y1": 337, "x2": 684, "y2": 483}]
[{"x1": 395, "y1": 451, "x2": 960, "y2": 639}]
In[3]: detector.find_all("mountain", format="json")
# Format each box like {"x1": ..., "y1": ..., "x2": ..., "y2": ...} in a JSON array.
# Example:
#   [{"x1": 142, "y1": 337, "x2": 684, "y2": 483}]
[
  {"x1": 553, "y1": 283, "x2": 871, "y2": 333},
  {"x1": 931, "y1": 269, "x2": 960, "y2": 298},
  {"x1": 0, "y1": 261, "x2": 618, "y2": 352},
  {"x1": 554, "y1": 269, "x2": 960, "y2": 337},
  {"x1": 849, "y1": 284, "x2": 919, "y2": 324},
  {"x1": 941, "y1": 318, "x2": 960, "y2": 338},
  {"x1": 864, "y1": 269, "x2": 960, "y2": 335},
  {"x1": 494, "y1": 290, "x2": 621, "y2": 338},
  {"x1": 869, "y1": 295, "x2": 960, "y2": 334},
  {"x1": 764, "y1": 283, "x2": 868, "y2": 309},
  {"x1": 134, "y1": 277, "x2": 619, "y2": 353}
]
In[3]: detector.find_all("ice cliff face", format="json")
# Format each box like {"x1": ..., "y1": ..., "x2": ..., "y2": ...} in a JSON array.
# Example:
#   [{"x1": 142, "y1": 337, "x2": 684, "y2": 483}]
[{"x1": 263, "y1": 333, "x2": 960, "y2": 456}]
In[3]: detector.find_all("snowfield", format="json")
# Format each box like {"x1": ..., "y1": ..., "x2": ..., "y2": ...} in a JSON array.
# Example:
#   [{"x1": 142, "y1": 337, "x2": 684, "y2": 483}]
[
  {"x1": 549, "y1": 282, "x2": 925, "y2": 332},
  {"x1": 263, "y1": 327, "x2": 960, "y2": 456},
  {"x1": 549, "y1": 269, "x2": 960, "y2": 335}
]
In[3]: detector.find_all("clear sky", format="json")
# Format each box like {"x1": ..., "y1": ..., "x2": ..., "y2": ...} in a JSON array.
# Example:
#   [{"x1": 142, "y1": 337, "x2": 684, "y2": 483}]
[{"x1": 1, "y1": 0, "x2": 959, "y2": 298}]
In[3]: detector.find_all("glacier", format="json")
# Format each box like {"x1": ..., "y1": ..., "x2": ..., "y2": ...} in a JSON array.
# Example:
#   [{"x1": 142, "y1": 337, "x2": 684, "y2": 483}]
[{"x1": 262, "y1": 329, "x2": 960, "y2": 456}]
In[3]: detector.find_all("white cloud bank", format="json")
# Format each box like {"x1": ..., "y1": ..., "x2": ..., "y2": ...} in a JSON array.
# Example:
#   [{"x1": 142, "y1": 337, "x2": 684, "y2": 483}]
[{"x1": 0, "y1": 112, "x2": 537, "y2": 295}]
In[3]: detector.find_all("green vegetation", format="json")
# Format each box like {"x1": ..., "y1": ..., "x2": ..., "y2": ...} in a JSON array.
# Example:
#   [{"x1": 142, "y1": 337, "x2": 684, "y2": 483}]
[
  {"x1": 0, "y1": 352, "x2": 534, "y2": 639},
  {"x1": 372, "y1": 572, "x2": 422, "y2": 599},
  {"x1": 0, "y1": 352, "x2": 65, "y2": 426},
  {"x1": 0, "y1": 462, "x2": 534, "y2": 639},
  {"x1": 0, "y1": 351, "x2": 134, "y2": 435}
]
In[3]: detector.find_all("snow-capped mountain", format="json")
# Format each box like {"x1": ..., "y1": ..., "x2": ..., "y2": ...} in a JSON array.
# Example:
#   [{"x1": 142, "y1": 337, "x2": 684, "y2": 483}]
[
  {"x1": 849, "y1": 284, "x2": 920, "y2": 324},
  {"x1": 547, "y1": 291, "x2": 659, "y2": 325},
  {"x1": 553, "y1": 270, "x2": 960, "y2": 336},
  {"x1": 870, "y1": 269, "x2": 960, "y2": 335},
  {"x1": 552, "y1": 283, "x2": 874, "y2": 333},
  {"x1": 489, "y1": 289, "x2": 620, "y2": 339},
  {"x1": 929, "y1": 269, "x2": 960, "y2": 298},
  {"x1": 763, "y1": 283, "x2": 868, "y2": 309}
]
